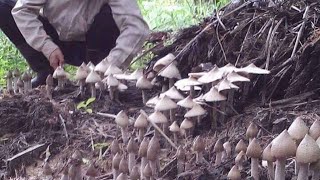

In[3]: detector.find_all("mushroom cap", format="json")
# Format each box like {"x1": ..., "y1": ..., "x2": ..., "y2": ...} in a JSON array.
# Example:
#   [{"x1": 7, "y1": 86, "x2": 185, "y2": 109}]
[
  {"x1": 223, "y1": 141, "x2": 232, "y2": 155},
  {"x1": 176, "y1": 146, "x2": 186, "y2": 160},
  {"x1": 235, "y1": 139, "x2": 247, "y2": 153},
  {"x1": 117, "y1": 82, "x2": 128, "y2": 91},
  {"x1": 153, "y1": 53, "x2": 175, "y2": 72},
  {"x1": 106, "y1": 74, "x2": 119, "y2": 86},
  {"x1": 119, "y1": 156, "x2": 129, "y2": 174},
  {"x1": 146, "y1": 95, "x2": 160, "y2": 108},
  {"x1": 138, "y1": 137, "x2": 149, "y2": 157},
  {"x1": 246, "y1": 122, "x2": 259, "y2": 140},
  {"x1": 238, "y1": 63, "x2": 270, "y2": 74},
  {"x1": 227, "y1": 165, "x2": 241, "y2": 180},
  {"x1": 111, "y1": 139, "x2": 120, "y2": 155},
  {"x1": 75, "y1": 65, "x2": 88, "y2": 80},
  {"x1": 288, "y1": 116, "x2": 309, "y2": 142},
  {"x1": 21, "y1": 72, "x2": 31, "y2": 81},
  {"x1": 159, "y1": 63, "x2": 181, "y2": 79},
  {"x1": 12, "y1": 69, "x2": 20, "y2": 77},
  {"x1": 143, "y1": 163, "x2": 153, "y2": 178},
  {"x1": 169, "y1": 121, "x2": 180, "y2": 132},
  {"x1": 177, "y1": 95, "x2": 196, "y2": 108},
  {"x1": 148, "y1": 110, "x2": 168, "y2": 124},
  {"x1": 43, "y1": 162, "x2": 52, "y2": 176},
  {"x1": 216, "y1": 78, "x2": 239, "y2": 92},
  {"x1": 115, "y1": 110, "x2": 129, "y2": 128},
  {"x1": 213, "y1": 139, "x2": 224, "y2": 153},
  {"x1": 180, "y1": 118, "x2": 194, "y2": 130},
  {"x1": 296, "y1": 134, "x2": 320, "y2": 164},
  {"x1": 155, "y1": 95, "x2": 177, "y2": 111},
  {"x1": 16, "y1": 78, "x2": 24, "y2": 88},
  {"x1": 246, "y1": 138, "x2": 262, "y2": 158},
  {"x1": 188, "y1": 71, "x2": 206, "y2": 78},
  {"x1": 127, "y1": 137, "x2": 138, "y2": 153},
  {"x1": 178, "y1": 85, "x2": 202, "y2": 91},
  {"x1": 130, "y1": 165, "x2": 140, "y2": 180},
  {"x1": 204, "y1": 87, "x2": 227, "y2": 102},
  {"x1": 161, "y1": 86, "x2": 184, "y2": 100},
  {"x1": 104, "y1": 64, "x2": 123, "y2": 76},
  {"x1": 197, "y1": 66, "x2": 224, "y2": 83},
  {"x1": 227, "y1": 71, "x2": 250, "y2": 83},
  {"x1": 309, "y1": 120, "x2": 320, "y2": 140},
  {"x1": 271, "y1": 130, "x2": 297, "y2": 159},
  {"x1": 134, "y1": 113, "x2": 148, "y2": 129},
  {"x1": 235, "y1": 151, "x2": 246, "y2": 164},
  {"x1": 147, "y1": 136, "x2": 160, "y2": 161},
  {"x1": 53, "y1": 66, "x2": 67, "y2": 79},
  {"x1": 136, "y1": 76, "x2": 153, "y2": 89},
  {"x1": 46, "y1": 74, "x2": 54, "y2": 86},
  {"x1": 85, "y1": 162, "x2": 98, "y2": 177},
  {"x1": 262, "y1": 143, "x2": 276, "y2": 162},
  {"x1": 174, "y1": 77, "x2": 202, "y2": 87},
  {"x1": 94, "y1": 59, "x2": 110, "y2": 73},
  {"x1": 85, "y1": 70, "x2": 101, "y2": 83},
  {"x1": 116, "y1": 173, "x2": 128, "y2": 180},
  {"x1": 193, "y1": 136, "x2": 205, "y2": 152},
  {"x1": 112, "y1": 153, "x2": 122, "y2": 169},
  {"x1": 184, "y1": 103, "x2": 206, "y2": 118},
  {"x1": 87, "y1": 62, "x2": 95, "y2": 71}
]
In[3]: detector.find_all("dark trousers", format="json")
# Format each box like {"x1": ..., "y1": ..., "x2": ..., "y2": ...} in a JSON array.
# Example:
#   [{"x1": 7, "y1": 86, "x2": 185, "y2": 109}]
[{"x1": 0, "y1": 2, "x2": 120, "y2": 74}]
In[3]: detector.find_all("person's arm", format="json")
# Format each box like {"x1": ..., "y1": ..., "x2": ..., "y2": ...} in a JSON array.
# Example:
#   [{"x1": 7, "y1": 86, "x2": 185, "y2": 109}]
[
  {"x1": 11, "y1": 0, "x2": 59, "y2": 60},
  {"x1": 107, "y1": 0, "x2": 150, "y2": 68}
]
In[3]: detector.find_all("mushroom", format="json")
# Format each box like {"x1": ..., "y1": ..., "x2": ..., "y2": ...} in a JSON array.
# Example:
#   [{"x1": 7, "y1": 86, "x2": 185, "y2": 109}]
[
  {"x1": 262, "y1": 143, "x2": 276, "y2": 180},
  {"x1": 309, "y1": 120, "x2": 320, "y2": 140},
  {"x1": 86, "y1": 162, "x2": 98, "y2": 180},
  {"x1": 111, "y1": 139, "x2": 121, "y2": 157},
  {"x1": 271, "y1": 130, "x2": 297, "y2": 180},
  {"x1": 235, "y1": 139, "x2": 247, "y2": 155},
  {"x1": 161, "y1": 86, "x2": 184, "y2": 100},
  {"x1": 127, "y1": 137, "x2": 138, "y2": 174},
  {"x1": 46, "y1": 74, "x2": 54, "y2": 100},
  {"x1": 153, "y1": 53, "x2": 175, "y2": 72},
  {"x1": 246, "y1": 138, "x2": 262, "y2": 180},
  {"x1": 147, "y1": 136, "x2": 160, "y2": 177},
  {"x1": 174, "y1": 76, "x2": 202, "y2": 97},
  {"x1": 227, "y1": 165, "x2": 241, "y2": 180},
  {"x1": 116, "y1": 173, "x2": 128, "y2": 180},
  {"x1": 222, "y1": 141, "x2": 232, "y2": 161},
  {"x1": 53, "y1": 66, "x2": 67, "y2": 89},
  {"x1": 115, "y1": 110, "x2": 129, "y2": 143},
  {"x1": 296, "y1": 134, "x2": 320, "y2": 180},
  {"x1": 197, "y1": 65, "x2": 224, "y2": 84},
  {"x1": 85, "y1": 70, "x2": 101, "y2": 98},
  {"x1": 146, "y1": 95, "x2": 160, "y2": 108},
  {"x1": 177, "y1": 95, "x2": 196, "y2": 109},
  {"x1": 155, "y1": 95, "x2": 177, "y2": 123},
  {"x1": 159, "y1": 62, "x2": 181, "y2": 89},
  {"x1": 180, "y1": 118, "x2": 194, "y2": 138},
  {"x1": 246, "y1": 122, "x2": 259, "y2": 143},
  {"x1": 43, "y1": 162, "x2": 53, "y2": 179},
  {"x1": 104, "y1": 64, "x2": 123, "y2": 76},
  {"x1": 184, "y1": 103, "x2": 206, "y2": 124},
  {"x1": 87, "y1": 62, "x2": 96, "y2": 72},
  {"x1": 119, "y1": 156, "x2": 129, "y2": 175},
  {"x1": 169, "y1": 121, "x2": 180, "y2": 144},
  {"x1": 193, "y1": 136, "x2": 205, "y2": 163},
  {"x1": 139, "y1": 137, "x2": 149, "y2": 180},
  {"x1": 213, "y1": 139, "x2": 224, "y2": 166},
  {"x1": 235, "y1": 151, "x2": 246, "y2": 170},
  {"x1": 148, "y1": 110, "x2": 168, "y2": 137},
  {"x1": 12, "y1": 68, "x2": 20, "y2": 94},
  {"x1": 75, "y1": 64, "x2": 89, "y2": 97},
  {"x1": 94, "y1": 59, "x2": 110, "y2": 78},
  {"x1": 21, "y1": 71, "x2": 32, "y2": 92},
  {"x1": 134, "y1": 113, "x2": 149, "y2": 142},
  {"x1": 143, "y1": 163, "x2": 153, "y2": 180},
  {"x1": 16, "y1": 78, "x2": 24, "y2": 94},
  {"x1": 239, "y1": 63, "x2": 271, "y2": 75},
  {"x1": 112, "y1": 153, "x2": 122, "y2": 180},
  {"x1": 106, "y1": 74, "x2": 120, "y2": 101},
  {"x1": 176, "y1": 146, "x2": 186, "y2": 174},
  {"x1": 5, "y1": 71, "x2": 13, "y2": 94},
  {"x1": 310, "y1": 136, "x2": 320, "y2": 179},
  {"x1": 136, "y1": 75, "x2": 153, "y2": 104},
  {"x1": 130, "y1": 165, "x2": 140, "y2": 180}
]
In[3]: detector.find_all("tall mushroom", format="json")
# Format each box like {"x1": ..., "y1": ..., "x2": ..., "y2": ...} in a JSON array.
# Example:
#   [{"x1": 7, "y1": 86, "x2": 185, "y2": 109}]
[
  {"x1": 94, "y1": 59, "x2": 110, "y2": 78},
  {"x1": 112, "y1": 153, "x2": 122, "y2": 180},
  {"x1": 147, "y1": 136, "x2": 160, "y2": 177},
  {"x1": 12, "y1": 69, "x2": 20, "y2": 94},
  {"x1": 296, "y1": 134, "x2": 320, "y2": 180},
  {"x1": 184, "y1": 103, "x2": 206, "y2": 125},
  {"x1": 235, "y1": 151, "x2": 246, "y2": 170},
  {"x1": 246, "y1": 138, "x2": 262, "y2": 180},
  {"x1": 213, "y1": 139, "x2": 224, "y2": 166},
  {"x1": 180, "y1": 118, "x2": 194, "y2": 138},
  {"x1": 227, "y1": 165, "x2": 241, "y2": 180},
  {"x1": 155, "y1": 95, "x2": 177, "y2": 122},
  {"x1": 158, "y1": 62, "x2": 181, "y2": 89},
  {"x1": 5, "y1": 71, "x2": 13, "y2": 94},
  {"x1": 86, "y1": 162, "x2": 98, "y2": 180},
  {"x1": 85, "y1": 70, "x2": 101, "y2": 98},
  {"x1": 53, "y1": 66, "x2": 67, "y2": 89},
  {"x1": 139, "y1": 137, "x2": 149, "y2": 180},
  {"x1": 169, "y1": 121, "x2": 180, "y2": 144},
  {"x1": 271, "y1": 130, "x2": 297, "y2": 180},
  {"x1": 130, "y1": 165, "x2": 140, "y2": 180},
  {"x1": 262, "y1": 143, "x2": 275, "y2": 180},
  {"x1": 46, "y1": 74, "x2": 54, "y2": 100},
  {"x1": 119, "y1": 156, "x2": 129, "y2": 175},
  {"x1": 174, "y1": 76, "x2": 202, "y2": 97},
  {"x1": 143, "y1": 163, "x2": 153, "y2": 180},
  {"x1": 116, "y1": 173, "x2": 128, "y2": 180},
  {"x1": 21, "y1": 71, "x2": 32, "y2": 93},
  {"x1": 222, "y1": 141, "x2": 232, "y2": 161},
  {"x1": 134, "y1": 112, "x2": 149, "y2": 142},
  {"x1": 161, "y1": 86, "x2": 184, "y2": 122},
  {"x1": 127, "y1": 137, "x2": 138, "y2": 174},
  {"x1": 106, "y1": 74, "x2": 120, "y2": 101},
  {"x1": 136, "y1": 75, "x2": 153, "y2": 104},
  {"x1": 193, "y1": 136, "x2": 205, "y2": 163},
  {"x1": 235, "y1": 139, "x2": 247, "y2": 155},
  {"x1": 16, "y1": 78, "x2": 24, "y2": 94},
  {"x1": 148, "y1": 110, "x2": 168, "y2": 137},
  {"x1": 115, "y1": 110, "x2": 129, "y2": 143},
  {"x1": 75, "y1": 64, "x2": 88, "y2": 97},
  {"x1": 153, "y1": 53, "x2": 175, "y2": 72},
  {"x1": 246, "y1": 122, "x2": 259, "y2": 143},
  {"x1": 111, "y1": 139, "x2": 121, "y2": 157}
]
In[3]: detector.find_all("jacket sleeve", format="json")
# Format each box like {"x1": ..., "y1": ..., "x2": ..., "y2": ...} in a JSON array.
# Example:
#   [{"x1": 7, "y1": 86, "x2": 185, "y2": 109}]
[
  {"x1": 107, "y1": 0, "x2": 150, "y2": 68},
  {"x1": 11, "y1": 0, "x2": 58, "y2": 59}
]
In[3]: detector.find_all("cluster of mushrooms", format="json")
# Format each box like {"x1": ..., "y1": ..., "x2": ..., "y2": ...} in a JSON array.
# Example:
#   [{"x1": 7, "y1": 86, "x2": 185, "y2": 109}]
[{"x1": 5, "y1": 69, "x2": 32, "y2": 94}]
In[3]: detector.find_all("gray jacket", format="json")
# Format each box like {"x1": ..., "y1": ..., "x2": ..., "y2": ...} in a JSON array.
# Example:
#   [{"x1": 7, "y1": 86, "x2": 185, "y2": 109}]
[{"x1": 11, "y1": 0, "x2": 150, "y2": 68}]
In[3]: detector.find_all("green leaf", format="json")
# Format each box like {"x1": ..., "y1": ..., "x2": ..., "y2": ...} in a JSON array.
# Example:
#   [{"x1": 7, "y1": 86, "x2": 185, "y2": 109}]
[
  {"x1": 86, "y1": 109, "x2": 93, "y2": 114},
  {"x1": 85, "y1": 97, "x2": 96, "y2": 106},
  {"x1": 76, "y1": 101, "x2": 86, "y2": 109}
]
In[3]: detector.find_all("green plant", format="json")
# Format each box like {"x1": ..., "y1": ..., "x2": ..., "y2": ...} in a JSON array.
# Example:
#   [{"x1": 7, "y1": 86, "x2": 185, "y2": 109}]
[{"x1": 76, "y1": 97, "x2": 96, "y2": 113}]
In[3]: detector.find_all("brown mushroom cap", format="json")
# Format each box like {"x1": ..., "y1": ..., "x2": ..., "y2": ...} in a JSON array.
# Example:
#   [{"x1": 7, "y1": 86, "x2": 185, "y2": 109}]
[
  {"x1": 154, "y1": 95, "x2": 177, "y2": 111},
  {"x1": 227, "y1": 165, "x2": 241, "y2": 180},
  {"x1": 177, "y1": 95, "x2": 196, "y2": 108},
  {"x1": 148, "y1": 111, "x2": 168, "y2": 124},
  {"x1": 184, "y1": 103, "x2": 206, "y2": 118},
  {"x1": 16, "y1": 78, "x2": 24, "y2": 88},
  {"x1": 223, "y1": 141, "x2": 232, "y2": 154},
  {"x1": 130, "y1": 165, "x2": 140, "y2": 180},
  {"x1": 235, "y1": 151, "x2": 246, "y2": 164},
  {"x1": 288, "y1": 116, "x2": 309, "y2": 142},
  {"x1": 112, "y1": 153, "x2": 122, "y2": 169},
  {"x1": 193, "y1": 136, "x2": 205, "y2": 152},
  {"x1": 115, "y1": 110, "x2": 129, "y2": 128},
  {"x1": 213, "y1": 139, "x2": 224, "y2": 153},
  {"x1": 204, "y1": 87, "x2": 227, "y2": 102},
  {"x1": 143, "y1": 163, "x2": 153, "y2": 178},
  {"x1": 180, "y1": 118, "x2": 194, "y2": 130},
  {"x1": 134, "y1": 113, "x2": 148, "y2": 129},
  {"x1": 21, "y1": 71, "x2": 32, "y2": 82},
  {"x1": 309, "y1": 120, "x2": 320, "y2": 140},
  {"x1": 174, "y1": 76, "x2": 202, "y2": 88},
  {"x1": 169, "y1": 121, "x2": 180, "y2": 132},
  {"x1": 271, "y1": 130, "x2": 297, "y2": 159},
  {"x1": 235, "y1": 139, "x2": 247, "y2": 154},
  {"x1": 136, "y1": 76, "x2": 153, "y2": 89},
  {"x1": 162, "y1": 86, "x2": 184, "y2": 100},
  {"x1": 147, "y1": 136, "x2": 160, "y2": 161},
  {"x1": 127, "y1": 137, "x2": 138, "y2": 154},
  {"x1": 53, "y1": 66, "x2": 67, "y2": 79},
  {"x1": 246, "y1": 122, "x2": 259, "y2": 140},
  {"x1": 159, "y1": 63, "x2": 181, "y2": 79},
  {"x1": 246, "y1": 138, "x2": 262, "y2": 158},
  {"x1": 138, "y1": 137, "x2": 149, "y2": 158},
  {"x1": 111, "y1": 139, "x2": 120, "y2": 155},
  {"x1": 119, "y1": 156, "x2": 129, "y2": 174},
  {"x1": 262, "y1": 143, "x2": 276, "y2": 162},
  {"x1": 296, "y1": 134, "x2": 320, "y2": 164}
]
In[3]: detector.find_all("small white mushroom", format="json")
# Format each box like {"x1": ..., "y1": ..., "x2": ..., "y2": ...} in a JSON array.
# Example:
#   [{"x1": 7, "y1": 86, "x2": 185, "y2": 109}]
[
  {"x1": 246, "y1": 138, "x2": 262, "y2": 180},
  {"x1": 127, "y1": 137, "x2": 138, "y2": 174},
  {"x1": 53, "y1": 66, "x2": 67, "y2": 89},
  {"x1": 75, "y1": 64, "x2": 89, "y2": 97},
  {"x1": 227, "y1": 165, "x2": 241, "y2": 180},
  {"x1": 193, "y1": 136, "x2": 205, "y2": 164},
  {"x1": 12, "y1": 69, "x2": 20, "y2": 94},
  {"x1": 169, "y1": 121, "x2": 180, "y2": 144},
  {"x1": 136, "y1": 76, "x2": 153, "y2": 104},
  {"x1": 213, "y1": 139, "x2": 224, "y2": 166},
  {"x1": 85, "y1": 70, "x2": 101, "y2": 98},
  {"x1": 134, "y1": 113, "x2": 149, "y2": 142},
  {"x1": 139, "y1": 137, "x2": 149, "y2": 180},
  {"x1": 115, "y1": 110, "x2": 129, "y2": 143}
]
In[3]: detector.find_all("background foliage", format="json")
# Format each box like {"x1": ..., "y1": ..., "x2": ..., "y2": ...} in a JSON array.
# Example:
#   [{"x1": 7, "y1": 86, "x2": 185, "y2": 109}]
[{"x1": 0, "y1": 0, "x2": 228, "y2": 85}]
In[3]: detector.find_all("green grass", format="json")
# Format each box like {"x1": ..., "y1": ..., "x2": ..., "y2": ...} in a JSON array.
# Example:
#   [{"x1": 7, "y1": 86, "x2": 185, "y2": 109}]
[{"x1": 0, "y1": 0, "x2": 229, "y2": 85}]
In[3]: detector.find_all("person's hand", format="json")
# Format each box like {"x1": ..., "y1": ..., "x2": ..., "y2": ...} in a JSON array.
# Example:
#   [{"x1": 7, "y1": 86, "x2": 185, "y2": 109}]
[{"x1": 49, "y1": 48, "x2": 64, "y2": 69}]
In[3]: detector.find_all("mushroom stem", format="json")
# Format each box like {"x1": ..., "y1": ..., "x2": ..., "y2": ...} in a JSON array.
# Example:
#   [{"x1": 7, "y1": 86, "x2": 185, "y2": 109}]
[
  {"x1": 297, "y1": 164, "x2": 308, "y2": 180},
  {"x1": 128, "y1": 153, "x2": 136, "y2": 174},
  {"x1": 120, "y1": 127, "x2": 128, "y2": 144},
  {"x1": 295, "y1": 161, "x2": 300, "y2": 176},
  {"x1": 141, "y1": 157, "x2": 147, "y2": 180},
  {"x1": 46, "y1": 85, "x2": 53, "y2": 100},
  {"x1": 90, "y1": 83, "x2": 96, "y2": 98},
  {"x1": 251, "y1": 158, "x2": 259, "y2": 180},
  {"x1": 7, "y1": 78, "x2": 13, "y2": 93},
  {"x1": 267, "y1": 161, "x2": 275, "y2": 180},
  {"x1": 196, "y1": 152, "x2": 203, "y2": 163},
  {"x1": 275, "y1": 160, "x2": 285, "y2": 180},
  {"x1": 138, "y1": 128, "x2": 146, "y2": 143},
  {"x1": 13, "y1": 77, "x2": 18, "y2": 94},
  {"x1": 189, "y1": 85, "x2": 195, "y2": 97},
  {"x1": 109, "y1": 86, "x2": 116, "y2": 100},
  {"x1": 227, "y1": 89, "x2": 235, "y2": 114},
  {"x1": 169, "y1": 78, "x2": 174, "y2": 88},
  {"x1": 142, "y1": 90, "x2": 147, "y2": 104},
  {"x1": 149, "y1": 160, "x2": 158, "y2": 178},
  {"x1": 215, "y1": 152, "x2": 222, "y2": 166},
  {"x1": 211, "y1": 105, "x2": 217, "y2": 131},
  {"x1": 79, "y1": 79, "x2": 85, "y2": 97},
  {"x1": 169, "y1": 109, "x2": 175, "y2": 122},
  {"x1": 18, "y1": 87, "x2": 23, "y2": 94},
  {"x1": 23, "y1": 81, "x2": 28, "y2": 93},
  {"x1": 173, "y1": 133, "x2": 178, "y2": 145},
  {"x1": 58, "y1": 77, "x2": 64, "y2": 88}
]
